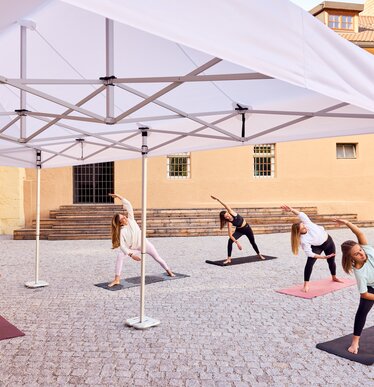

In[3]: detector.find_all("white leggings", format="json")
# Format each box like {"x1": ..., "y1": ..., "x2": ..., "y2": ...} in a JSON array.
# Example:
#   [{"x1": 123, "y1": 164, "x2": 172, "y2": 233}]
[{"x1": 115, "y1": 240, "x2": 170, "y2": 275}]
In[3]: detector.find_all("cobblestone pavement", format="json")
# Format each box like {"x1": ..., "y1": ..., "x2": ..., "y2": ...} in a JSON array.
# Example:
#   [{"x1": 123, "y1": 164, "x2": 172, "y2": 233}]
[{"x1": 1, "y1": 228, "x2": 374, "y2": 386}]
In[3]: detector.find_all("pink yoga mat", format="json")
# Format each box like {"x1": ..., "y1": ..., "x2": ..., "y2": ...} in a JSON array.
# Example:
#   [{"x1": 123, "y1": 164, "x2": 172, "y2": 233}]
[
  {"x1": 276, "y1": 278, "x2": 356, "y2": 299},
  {"x1": 0, "y1": 316, "x2": 25, "y2": 340}
]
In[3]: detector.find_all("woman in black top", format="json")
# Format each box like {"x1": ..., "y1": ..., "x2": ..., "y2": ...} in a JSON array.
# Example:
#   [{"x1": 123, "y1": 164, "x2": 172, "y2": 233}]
[{"x1": 211, "y1": 195, "x2": 265, "y2": 264}]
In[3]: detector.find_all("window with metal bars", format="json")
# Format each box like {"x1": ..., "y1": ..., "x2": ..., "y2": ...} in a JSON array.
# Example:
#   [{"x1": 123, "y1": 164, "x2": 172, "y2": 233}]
[
  {"x1": 73, "y1": 162, "x2": 114, "y2": 203},
  {"x1": 253, "y1": 144, "x2": 275, "y2": 178},
  {"x1": 336, "y1": 143, "x2": 357, "y2": 159},
  {"x1": 167, "y1": 153, "x2": 191, "y2": 179}
]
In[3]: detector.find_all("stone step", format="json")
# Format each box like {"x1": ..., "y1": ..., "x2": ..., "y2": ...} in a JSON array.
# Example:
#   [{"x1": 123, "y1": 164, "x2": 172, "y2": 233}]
[
  {"x1": 56, "y1": 204, "x2": 318, "y2": 211},
  {"x1": 31, "y1": 219, "x2": 55, "y2": 228},
  {"x1": 51, "y1": 212, "x2": 340, "y2": 222},
  {"x1": 14, "y1": 202, "x2": 374, "y2": 241},
  {"x1": 34, "y1": 213, "x2": 358, "y2": 228},
  {"x1": 15, "y1": 220, "x2": 374, "y2": 240},
  {"x1": 13, "y1": 229, "x2": 53, "y2": 240},
  {"x1": 50, "y1": 206, "x2": 319, "y2": 216}
]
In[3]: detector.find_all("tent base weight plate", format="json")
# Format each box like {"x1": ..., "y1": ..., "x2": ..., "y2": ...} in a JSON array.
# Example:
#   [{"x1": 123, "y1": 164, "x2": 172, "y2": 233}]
[
  {"x1": 25, "y1": 280, "x2": 49, "y2": 288},
  {"x1": 125, "y1": 316, "x2": 160, "y2": 330}
]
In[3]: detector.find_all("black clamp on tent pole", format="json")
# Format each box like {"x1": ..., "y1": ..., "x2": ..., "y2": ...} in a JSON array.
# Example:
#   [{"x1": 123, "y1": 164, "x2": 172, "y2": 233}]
[
  {"x1": 15, "y1": 109, "x2": 30, "y2": 143},
  {"x1": 75, "y1": 138, "x2": 85, "y2": 160},
  {"x1": 234, "y1": 104, "x2": 248, "y2": 139},
  {"x1": 36, "y1": 149, "x2": 42, "y2": 169},
  {"x1": 139, "y1": 127, "x2": 149, "y2": 155},
  {"x1": 99, "y1": 75, "x2": 117, "y2": 86},
  {"x1": 15, "y1": 109, "x2": 30, "y2": 116}
]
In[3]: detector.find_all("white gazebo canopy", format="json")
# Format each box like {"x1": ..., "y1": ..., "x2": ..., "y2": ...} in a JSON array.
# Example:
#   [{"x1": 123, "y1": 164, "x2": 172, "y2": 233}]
[{"x1": 0, "y1": 0, "x2": 374, "y2": 169}]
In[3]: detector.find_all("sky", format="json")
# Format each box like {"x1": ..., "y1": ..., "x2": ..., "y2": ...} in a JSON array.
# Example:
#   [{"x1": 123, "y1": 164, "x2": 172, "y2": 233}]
[{"x1": 290, "y1": 0, "x2": 363, "y2": 10}]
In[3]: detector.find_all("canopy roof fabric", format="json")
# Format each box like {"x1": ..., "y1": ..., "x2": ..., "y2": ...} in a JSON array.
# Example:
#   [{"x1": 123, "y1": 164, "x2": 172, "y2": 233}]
[{"x1": 1, "y1": 0, "x2": 374, "y2": 169}]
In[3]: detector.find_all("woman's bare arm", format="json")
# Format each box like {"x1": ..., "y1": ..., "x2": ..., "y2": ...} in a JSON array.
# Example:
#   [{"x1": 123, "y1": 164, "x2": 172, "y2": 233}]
[
  {"x1": 281, "y1": 204, "x2": 300, "y2": 216},
  {"x1": 334, "y1": 219, "x2": 368, "y2": 245},
  {"x1": 211, "y1": 195, "x2": 234, "y2": 214},
  {"x1": 227, "y1": 223, "x2": 242, "y2": 250}
]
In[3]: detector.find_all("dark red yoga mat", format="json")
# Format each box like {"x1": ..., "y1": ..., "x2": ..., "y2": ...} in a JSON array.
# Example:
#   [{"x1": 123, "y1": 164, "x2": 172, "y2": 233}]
[{"x1": 0, "y1": 316, "x2": 25, "y2": 340}]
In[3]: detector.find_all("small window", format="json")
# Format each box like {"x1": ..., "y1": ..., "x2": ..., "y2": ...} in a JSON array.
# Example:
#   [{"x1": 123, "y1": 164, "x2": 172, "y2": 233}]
[
  {"x1": 328, "y1": 14, "x2": 353, "y2": 30},
  {"x1": 253, "y1": 144, "x2": 275, "y2": 178},
  {"x1": 336, "y1": 143, "x2": 357, "y2": 159},
  {"x1": 341, "y1": 15, "x2": 353, "y2": 30},
  {"x1": 167, "y1": 152, "x2": 190, "y2": 179},
  {"x1": 328, "y1": 14, "x2": 340, "y2": 29}
]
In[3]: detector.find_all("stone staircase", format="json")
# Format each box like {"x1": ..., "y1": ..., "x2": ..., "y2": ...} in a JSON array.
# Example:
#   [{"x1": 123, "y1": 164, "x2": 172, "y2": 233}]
[{"x1": 13, "y1": 204, "x2": 374, "y2": 240}]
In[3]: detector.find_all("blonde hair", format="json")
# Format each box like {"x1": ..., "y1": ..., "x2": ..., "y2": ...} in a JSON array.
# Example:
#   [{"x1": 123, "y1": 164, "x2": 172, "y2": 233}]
[
  {"x1": 341, "y1": 240, "x2": 358, "y2": 274},
  {"x1": 111, "y1": 213, "x2": 121, "y2": 249},
  {"x1": 291, "y1": 222, "x2": 301, "y2": 255}
]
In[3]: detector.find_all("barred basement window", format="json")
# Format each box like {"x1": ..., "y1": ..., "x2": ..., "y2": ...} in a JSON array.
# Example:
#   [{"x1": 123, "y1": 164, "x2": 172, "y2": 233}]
[
  {"x1": 253, "y1": 144, "x2": 275, "y2": 178},
  {"x1": 167, "y1": 153, "x2": 190, "y2": 179},
  {"x1": 336, "y1": 143, "x2": 357, "y2": 159}
]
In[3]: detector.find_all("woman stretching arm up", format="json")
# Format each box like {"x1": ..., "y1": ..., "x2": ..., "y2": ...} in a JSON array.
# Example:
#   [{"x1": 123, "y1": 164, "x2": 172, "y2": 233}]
[
  {"x1": 108, "y1": 193, "x2": 175, "y2": 287},
  {"x1": 211, "y1": 195, "x2": 264, "y2": 265},
  {"x1": 281, "y1": 204, "x2": 341, "y2": 292},
  {"x1": 335, "y1": 218, "x2": 374, "y2": 354}
]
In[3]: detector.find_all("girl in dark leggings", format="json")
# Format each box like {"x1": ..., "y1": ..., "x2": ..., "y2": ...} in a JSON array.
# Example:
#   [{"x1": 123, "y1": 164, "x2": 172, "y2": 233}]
[
  {"x1": 335, "y1": 218, "x2": 374, "y2": 355},
  {"x1": 211, "y1": 195, "x2": 265, "y2": 264},
  {"x1": 281, "y1": 205, "x2": 342, "y2": 292},
  {"x1": 305, "y1": 236, "x2": 337, "y2": 284}
]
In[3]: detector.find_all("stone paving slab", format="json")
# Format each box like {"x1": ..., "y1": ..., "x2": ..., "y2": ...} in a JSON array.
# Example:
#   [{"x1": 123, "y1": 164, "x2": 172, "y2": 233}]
[{"x1": 0, "y1": 228, "x2": 374, "y2": 386}]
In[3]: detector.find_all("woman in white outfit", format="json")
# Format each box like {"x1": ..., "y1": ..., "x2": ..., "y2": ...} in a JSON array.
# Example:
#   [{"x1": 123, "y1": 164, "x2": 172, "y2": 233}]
[
  {"x1": 108, "y1": 193, "x2": 174, "y2": 287},
  {"x1": 281, "y1": 205, "x2": 342, "y2": 292}
]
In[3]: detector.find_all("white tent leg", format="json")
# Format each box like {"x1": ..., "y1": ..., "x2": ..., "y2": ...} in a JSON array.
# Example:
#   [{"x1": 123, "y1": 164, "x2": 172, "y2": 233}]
[
  {"x1": 126, "y1": 128, "x2": 159, "y2": 329},
  {"x1": 25, "y1": 152, "x2": 48, "y2": 288}
]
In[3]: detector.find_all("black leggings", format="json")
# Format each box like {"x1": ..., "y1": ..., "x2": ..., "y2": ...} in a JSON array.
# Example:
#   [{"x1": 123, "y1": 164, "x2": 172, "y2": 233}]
[
  {"x1": 227, "y1": 224, "x2": 260, "y2": 257},
  {"x1": 304, "y1": 235, "x2": 336, "y2": 282},
  {"x1": 353, "y1": 286, "x2": 374, "y2": 336}
]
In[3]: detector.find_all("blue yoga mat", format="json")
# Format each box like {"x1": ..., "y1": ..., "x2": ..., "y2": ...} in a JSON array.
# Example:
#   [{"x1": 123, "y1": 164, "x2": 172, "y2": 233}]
[
  {"x1": 95, "y1": 272, "x2": 190, "y2": 291},
  {"x1": 206, "y1": 255, "x2": 277, "y2": 266}
]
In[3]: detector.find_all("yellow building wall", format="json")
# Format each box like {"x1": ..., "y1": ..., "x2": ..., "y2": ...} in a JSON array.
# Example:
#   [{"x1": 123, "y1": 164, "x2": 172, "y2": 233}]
[
  {"x1": 23, "y1": 167, "x2": 73, "y2": 224},
  {"x1": 0, "y1": 167, "x2": 25, "y2": 234},
  {"x1": 114, "y1": 135, "x2": 374, "y2": 220},
  {"x1": 2, "y1": 134, "x2": 374, "y2": 233}
]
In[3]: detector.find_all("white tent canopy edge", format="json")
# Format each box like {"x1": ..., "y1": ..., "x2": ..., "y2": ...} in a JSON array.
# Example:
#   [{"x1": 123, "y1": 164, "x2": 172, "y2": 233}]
[
  {"x1": 62, "y1": 0, "x2": 374, "y2": 113},
  {"x1": 0, "y1": 0, "x2": 374, "y2": 169}
]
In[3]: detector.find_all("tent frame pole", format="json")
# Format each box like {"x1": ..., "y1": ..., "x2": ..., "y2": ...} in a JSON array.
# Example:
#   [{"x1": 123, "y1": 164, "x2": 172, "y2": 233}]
[
  {"x1": 125, "y1": 127, "x2": 160, "y2": 330},
  {"x1": 105, "y1": 18, "x2": 114, "y2": 120},
  {"x1": 25, "y1": 150, "x2": 48, "y2": 288}
]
